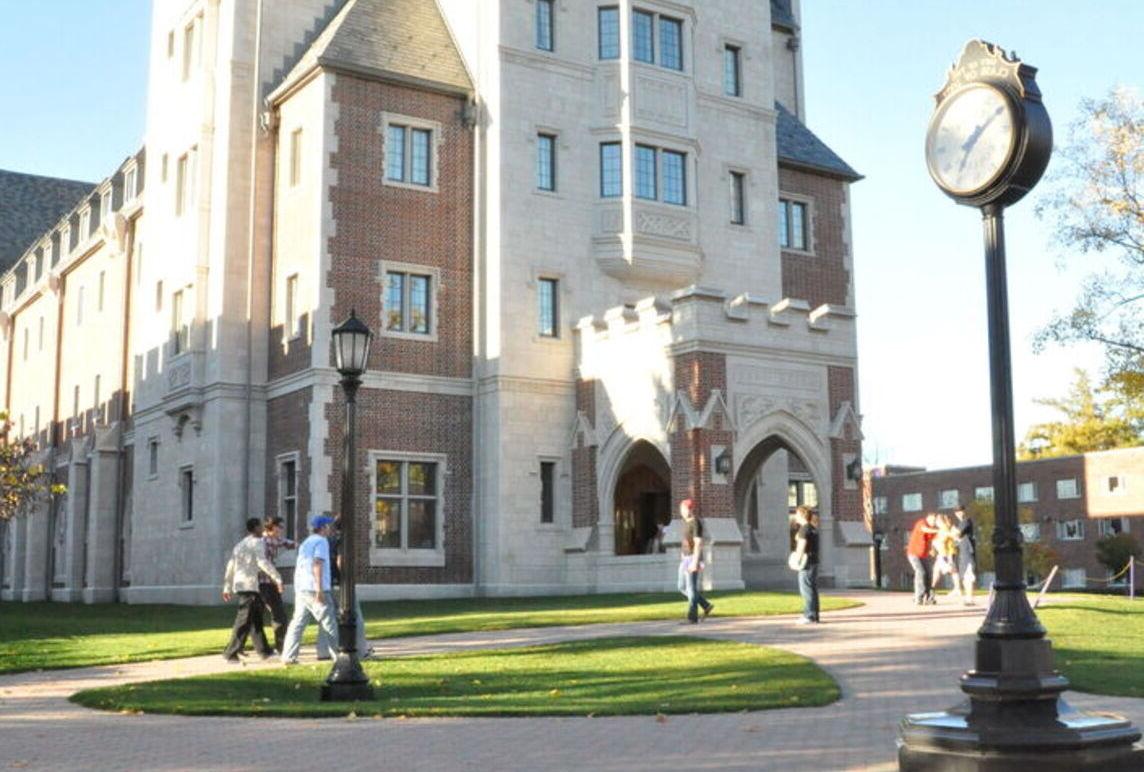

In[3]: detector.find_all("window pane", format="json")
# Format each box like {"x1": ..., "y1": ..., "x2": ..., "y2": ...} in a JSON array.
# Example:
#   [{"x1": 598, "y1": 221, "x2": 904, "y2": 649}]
[
  {"x1": 791, "y1": 201, "x2": 806, "y2": 249},
  {"x1": 730, "y1": 172, "x2": 745, "y2": 224},
  {"x1": 408, "y1": 499, "x2": 436, "y2": 549},
  {"x1": 408, "y1": 462, "x2": 436, "y2": 496},
  {"x1": 659, "y1": 17, "x2": 682, "y2": 70},
  {"x1": 377, "y1": 460, "x2": 401, "y2": 494},
  {"x1": 284, "y1": 461, "x2": 296, "y2": 495},
  {"x1": 536, "y1": 0, "x2": 553, "y2": 50},
  {"x1": 537, "y1": 134, "x2": 555, "y2": 191},
  {"x1": 632, "y1": 10, "x2": 654, "y2": 63},
  {"x1": 662, "y1": 150, "x2": 685, "y2": 205},
  {"x1": 385, "y1": 272, "x2": 405, "y2": 331},
  {"x1": 375, "y1": 497, "x2": 402, "y2": 548},
  {"x1": 409, "y1": 274, "x2": 430, "y2": 333},
  {"x1": 778, "y1": 201, "x2": 789, "y2": 248},
  {"x1": 541, "y1": 461, "x2": 555, "y2": 523},
  {"x1": 600, "y1": 142, "x2": 622, "y2": 197},
  {"x1": 598, "y1": 7, "x2": 619, "y2": 59},
  {"x1": 386, "y1": 126, "x2": 406, "y2": 181},
  {"x1": 634, "y1": 145, "x2": 657, "y2": 200},
  {"x1": 411, "y1": 129, "x2": 431, "y2": 185},
  {"x1": 724, "y1": 45, "x2": 740, "y2": 96},
  {"x1": 538, "y1": 278, "x2": 557, "y2": 337}
]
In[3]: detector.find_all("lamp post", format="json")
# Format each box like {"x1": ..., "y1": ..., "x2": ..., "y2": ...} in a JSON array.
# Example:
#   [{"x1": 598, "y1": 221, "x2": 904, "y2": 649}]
[{"x1": 321, "y1": 309, "x2": 375, "y2": 702}]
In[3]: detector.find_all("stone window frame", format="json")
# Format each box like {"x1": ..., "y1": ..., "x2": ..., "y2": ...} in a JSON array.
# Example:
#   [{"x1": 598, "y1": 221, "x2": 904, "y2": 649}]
[
  {"x1": 380, "y1": 112, "x2": 443, "y2": 194},
  {"x1": 368, "y1": 450, "x2": 448, "y2": 568},
  {"x1": 537, "y1": 455, "x2": 563, "y2": 528},
  {"x1": 179, "y1": 465, "x2": 195, "y2": 528},
  {"x1": 631, "y1": 138, "x2": 693, "y2": 207},
  {"x1": 1097, "y1": 517, "x2": 1129, "y2": 537},
  {"x1": 534, "y1": 128, "x2": 559, "y2": 194},
  {"x1": 726, "y1": 166, "x2": 749, "y2": 226},
  {"x1": 1056, "y1": 518, "x2": 1085, "y2": 542},
  {"x1": 630, "y1": 5, "x2": 688, "y2": 73},
  {"x1": 528, "y1": 266, "x2": 567, "y2": 343},
  {"x1": 778, "y1": 192, "x2": 815, "y2": 255},
  {"x1": 974, "y1": 485, "x2": 993, "y2": 501},
  {"x1": 534, "y1": 0, "x2": 555, "y2": 52},
  {"x1": 597, "y1": 6, "x2": 620, "y2": 60},
  {"x1": 1017, "y1": 481, "x2": 1037, "y2": 503},
  {"x1": 901, "y1": 492, "x2": 922, "y2": 512},
  {"x1": 147, "y1": 437, "x2": 160, "y2": 479},
  {"x1": 377, "y1": 260, "x2": 441, "y2": 343},
  {"x1": 282, "y1": 272, "x2": 302, "y2": 343},
  {"x1": 722, "y1": 42, "x2": 743, "y2": 97},
  {"x1": 1056, "y1": 477, "x2": 1080, "y2": 500},
  {"x1": 276, "y1": 451, "x2": 301, "y2": 544},
  {"x1": 938, "y1": 488, "x2": 959, "y2": 509}
]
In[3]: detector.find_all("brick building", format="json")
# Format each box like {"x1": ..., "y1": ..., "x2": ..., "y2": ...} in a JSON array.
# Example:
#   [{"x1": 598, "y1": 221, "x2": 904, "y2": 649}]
[
  {"x1": 872, "y1": 447, "x2": 1144, "y2": 592},
  {"x1": 1, "y1": 0, "x2": 868, "y2": 603}
]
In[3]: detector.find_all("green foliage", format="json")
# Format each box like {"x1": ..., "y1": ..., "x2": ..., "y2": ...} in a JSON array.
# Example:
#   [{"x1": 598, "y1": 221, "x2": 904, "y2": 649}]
[
  {"x1": 1017, "y1": 369, "x2": 1141, "y2": 459},
  {"x1": 1095, "y1": 533, "x2": 1143, "y2": 575},
  {"x1": 1039, "y1": 598, "x2": 1144, "y2": 698},
  {"x1": 966, "y1": 499, "x2": 1041, "y2": 576},
  {"x1": 1025, "y1": 542, "x2": 1060, "y2": 581},
  {"x1": 70, "y1": 636, "x2": 840, "y2": 718},
  {"x1": 0, "y1": 411, "x2": 66, "y2": 523}
]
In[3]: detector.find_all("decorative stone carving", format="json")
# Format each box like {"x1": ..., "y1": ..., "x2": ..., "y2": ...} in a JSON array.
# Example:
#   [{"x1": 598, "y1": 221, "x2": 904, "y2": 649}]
[
  {"x1": 730, "y1": 364, "x2": 819, "y2": 394},
  {"x1": 634, "y1": 76, "x2": 687, "y2": 127},
  {"x1": 635, "y1": 210, "x2": 691, "y2": 241},
  {"x1": 167, "y1": 362, "x2": 192, "y2": 391}
]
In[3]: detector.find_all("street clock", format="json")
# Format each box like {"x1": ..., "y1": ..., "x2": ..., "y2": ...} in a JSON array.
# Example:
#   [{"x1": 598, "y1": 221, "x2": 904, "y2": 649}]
[{"x1": 924, "y1": 40, "x2": 1052, "y2": 208}]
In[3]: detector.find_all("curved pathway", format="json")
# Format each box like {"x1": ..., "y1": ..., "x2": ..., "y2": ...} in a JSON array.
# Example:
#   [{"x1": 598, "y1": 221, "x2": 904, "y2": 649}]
[{"x1": 1, "y1": 591, "x2": 1141, "y2": 771}]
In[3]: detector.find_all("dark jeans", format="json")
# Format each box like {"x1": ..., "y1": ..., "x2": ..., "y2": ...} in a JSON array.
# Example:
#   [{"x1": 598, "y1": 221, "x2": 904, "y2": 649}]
[
  {"x1": 798, "y1": 564, "x2": 819, "y2": 621},
  {"x1": 259, "y1": 582, "x2": 287, "y2": 653},
  {"x1": 687, "y1": 570, "x2": 712, "y2": 622},
  {"x1": 223, "y1": 591, "x2": 273, "y2": 658}
]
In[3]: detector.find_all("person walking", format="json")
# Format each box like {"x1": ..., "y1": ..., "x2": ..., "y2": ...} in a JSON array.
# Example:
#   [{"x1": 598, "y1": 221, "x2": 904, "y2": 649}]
[
  {"x1": 907, "y1": 513, "x2": 940, "y2": 605},
  {"x1": 680, "y1": 498, "x2": 714, "y2": 623},
  {"x1": 280, "y1": 515, "x2": 340, "y2": 665},
  {"x1": 316, "y1": 514, "x2": 373, "y2": 661},
  {"x1": 221, "y1": 517, "x2": 283, "y2": 663},
  {"x1": 259, "y1": 516, "x2": 295, "y2": 654},
  {"x1": 953, "y1": 505, "x2": 977, "y2": 604},
  {"x1": 792, "y1": 506, "x2": 820, "y2": 624}
]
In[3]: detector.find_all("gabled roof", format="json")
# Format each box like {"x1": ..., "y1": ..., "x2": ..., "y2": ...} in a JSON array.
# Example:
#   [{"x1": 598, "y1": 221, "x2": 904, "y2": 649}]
[
  {"x1": 0, "y1": 169, "x2": 93, "y2": 271},
  {"x1": 775, "y1": 102, "x2": 862, "y2": 182},
  {"x1": 271, "y1": 0, "x2": 472, "y2": 102},
  {"x1": 770, "y1": 0, "x2": 798, "y2": 31}
]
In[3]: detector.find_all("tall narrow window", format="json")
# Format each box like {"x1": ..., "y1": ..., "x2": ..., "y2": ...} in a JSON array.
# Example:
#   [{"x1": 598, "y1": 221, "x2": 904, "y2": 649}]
[
  {"x1": 374, "y1": 459, "x2": 439, "y2": 551},
  {"x1": 155, "y1": 280, "x2": 164, "y2": 312},
  {"x1": 730, "y1": 171, "x2": 746, "y2": 224},
  {"x1": 537, "y1": 133, "x2": 556, "y2": 191},
  {"x1": 171, "y1": 289, "x2": 189, "y2": 354},
  {"x1": 408, "y1": 274, "x2": 430, "y2": 333},
  {"x1": 778, "y1": 198, "x2": 808, "y2": 250},
  {"x1": 538, "y1": 278, "x2": 558, "y2": 338},
  {"x1": 94, "y1": 375, "x2": 102, "y2": 423},
  {"x1": 98, "y1": 271, "x2": 105, "y2": 312},
  {"x1": 289, "y1": 128, "x2": 303, "y2": 186},
  {"x1": 180, "y1": 467, "x2": 195, "y2": 523},
  {"x1": 410, "y1": 129, "x2": 431, "y2": 185},
  {"x1": 723, "y1": 45, "x2": 742, "y2": 96},
  {"x1": 22, "y1": 328, "x2": 28, "y2": 360},
  {"x1": 384, "y1": 270, "x2": 432, "y2": 335},
  {"x1": 634, "y1": 144, "x2": 657, "y2": 200},
  {"x1": 38, "y1": 316, "x2": 44, "y2": 351},
  {"x1": 632, "y1": 10, "x2": 654, "y2": 63},
  {"x1": 279, "y1": 457, "x2": 298, "y2": 542},
  {"x1": 662, "y1": 150, "x2": 686, "y2": 205},
  {"x1": 600, "y1": 142, "x2": 622, "y2": 197},
  {"x1": 385, "y1": 123, "x2": 434, "y2": 187},
  {"x1": 535, "y1": 0, "x2": 554, "y2": 51},
  {"x1": 540, "y1": 461, "x2": 555, "y2": 523},
  {"x1": 176, "y1": 153, "x2": 189, "y2": 215},
  {"x1": 386, "y1": 125, "x2": 406, "y2": 181},
  {"x1": 658, "y1": 16, "x2": 682, "y2": 70},
  {"x1": 148, "y1": 438, "x2": 159, "y2": 478},
  {"x1": 124, "y1": 168, "x2": 137, "y2": 201},
  {"x1": 77, "y1": 286, "x2": 84, "y2": 325},
  {"x1": 598, "y1": 7, "x2": 620, "y2": 60},
  {"x1": 284, "y1": 274, "x2": 299, "y2": 338}
]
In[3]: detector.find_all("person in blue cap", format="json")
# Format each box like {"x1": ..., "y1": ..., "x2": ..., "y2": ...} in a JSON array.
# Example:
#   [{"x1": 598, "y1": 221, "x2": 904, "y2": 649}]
[{"x1": 280, "y1": 515, "x2": 340, "y2": 664}]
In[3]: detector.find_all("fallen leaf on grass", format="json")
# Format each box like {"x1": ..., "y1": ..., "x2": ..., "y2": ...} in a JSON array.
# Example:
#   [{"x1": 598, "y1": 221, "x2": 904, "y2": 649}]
[{"x1": 655, "y1": 713, "x2": 668, "y2": 724}]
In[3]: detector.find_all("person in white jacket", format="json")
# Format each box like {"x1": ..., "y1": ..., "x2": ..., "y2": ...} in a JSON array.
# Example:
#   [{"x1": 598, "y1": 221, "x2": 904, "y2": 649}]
[{"x1": 222, "y1": 517, "x2": 283, "y2": 662}]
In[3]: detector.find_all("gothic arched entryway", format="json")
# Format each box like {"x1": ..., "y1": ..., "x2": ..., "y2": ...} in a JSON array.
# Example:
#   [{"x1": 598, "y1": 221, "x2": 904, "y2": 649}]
[{"x1": 612, "y1": 440, "x2": 671, "y2": 556}]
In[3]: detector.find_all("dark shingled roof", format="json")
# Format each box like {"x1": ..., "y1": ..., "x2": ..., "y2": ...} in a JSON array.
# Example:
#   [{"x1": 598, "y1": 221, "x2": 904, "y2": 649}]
[
  {"x1": 770, "y1": 0, "x2": 797, "y2": 31},
  {"x1": 775, "y1": 102, "x2": 862, "y2": 181},
  {"x1": 0, "y1": 169, "x2": 94, "y2": 272}
]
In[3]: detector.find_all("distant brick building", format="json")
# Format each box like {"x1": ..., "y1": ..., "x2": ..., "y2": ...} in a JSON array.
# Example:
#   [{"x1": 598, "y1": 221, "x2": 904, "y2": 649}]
[{"x1": 872, "y1": 447, "x2": 1144, "y2": 592}]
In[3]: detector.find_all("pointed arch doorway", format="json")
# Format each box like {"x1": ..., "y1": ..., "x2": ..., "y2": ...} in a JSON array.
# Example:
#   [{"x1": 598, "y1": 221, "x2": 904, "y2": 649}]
[{"x1": 612, "y1": 440, "x2": 671, "y2": 556}]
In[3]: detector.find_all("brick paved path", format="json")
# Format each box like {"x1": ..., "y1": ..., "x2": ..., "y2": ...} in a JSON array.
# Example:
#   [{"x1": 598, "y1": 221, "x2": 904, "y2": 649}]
[{"x1": 1, "y1": 591, "x2": 1141, "y2": 771}]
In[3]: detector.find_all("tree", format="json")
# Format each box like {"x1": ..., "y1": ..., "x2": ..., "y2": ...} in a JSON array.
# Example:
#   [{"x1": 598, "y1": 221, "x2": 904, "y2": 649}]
[
  {"x1": 1095, "y1": 532, "x2": 1142, "y2": 577},
  {"x1": 966, "y1": 500, "x2": 1040, "y2": 575},
  {"x1": 1035, "y1": 88, "x2": 1144, "y2": 390},
  {"x1": 0, "y1": 411, "x2": 65, "y2": 522},
  {"x1": 1017, "y1": 368, "x2": 1141, "y2": 459}
]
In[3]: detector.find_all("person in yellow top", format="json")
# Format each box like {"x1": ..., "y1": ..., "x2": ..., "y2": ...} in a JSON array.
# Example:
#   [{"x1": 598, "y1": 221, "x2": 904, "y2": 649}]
[{"x1": 929, "y1": 514, "x2": 961, "y2": 600}]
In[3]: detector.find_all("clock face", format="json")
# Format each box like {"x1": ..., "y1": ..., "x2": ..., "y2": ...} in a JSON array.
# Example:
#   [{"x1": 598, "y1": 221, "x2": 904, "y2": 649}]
[{"x1": 926, "y1": 84, "x2": 1017, "y2": 196}]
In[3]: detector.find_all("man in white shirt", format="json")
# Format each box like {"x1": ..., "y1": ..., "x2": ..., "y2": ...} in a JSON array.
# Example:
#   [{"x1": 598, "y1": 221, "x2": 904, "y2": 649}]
[
  {"x1": 281, "y1": 515, "x2": 340, "y2": 664},
  {"x1": 222, "y1": 517, "x2": 284, "y2": 662}
]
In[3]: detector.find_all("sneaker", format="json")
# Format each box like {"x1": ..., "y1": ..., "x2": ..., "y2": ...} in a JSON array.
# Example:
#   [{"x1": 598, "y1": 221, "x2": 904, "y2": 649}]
[
  {"x1": 702, "y1": 604, "x2": 714, "y2": 620},
  {"x1": 795, "y1": 617, "x2": 813, "y2": 626},
  {"x1": 223, "y1": 655, "x2": 241, "y2": 664}
]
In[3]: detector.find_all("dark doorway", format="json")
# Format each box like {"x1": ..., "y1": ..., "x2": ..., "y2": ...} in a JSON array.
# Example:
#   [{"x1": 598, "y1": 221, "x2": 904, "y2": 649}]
[{"x1": 613, "y1": 441, "x2": 671, "y2": 556}]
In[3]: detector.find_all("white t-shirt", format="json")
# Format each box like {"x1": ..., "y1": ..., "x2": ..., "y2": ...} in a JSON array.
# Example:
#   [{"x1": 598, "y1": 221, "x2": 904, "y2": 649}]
[{"x1": 295, "y1": 534, "x2": 331, "y2": 592}]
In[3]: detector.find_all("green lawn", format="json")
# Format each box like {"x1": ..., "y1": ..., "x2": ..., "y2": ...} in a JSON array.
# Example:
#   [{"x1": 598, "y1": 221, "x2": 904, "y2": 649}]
[
  {"x1": 1038, "y1": 597, "x2": 1144, "y2": 698},
  {"x1": 0, "y1": 591, "x2": 859, "y2": 675},
  {"x1": 70, "y1": 636, "x2": 839, "y2": 718}
]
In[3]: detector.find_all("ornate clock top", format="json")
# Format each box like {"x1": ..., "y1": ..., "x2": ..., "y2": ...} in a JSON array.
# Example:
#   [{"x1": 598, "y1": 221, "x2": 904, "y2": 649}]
[{"x1": 934, "y1": 39, "x2": 1043, "y2": 105}]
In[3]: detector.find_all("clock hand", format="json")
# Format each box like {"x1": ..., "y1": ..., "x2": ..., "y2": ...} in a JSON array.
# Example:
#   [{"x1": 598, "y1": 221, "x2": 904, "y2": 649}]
[{"x1": 960, "y1": 106, "x2": 1005, "y2": 153}]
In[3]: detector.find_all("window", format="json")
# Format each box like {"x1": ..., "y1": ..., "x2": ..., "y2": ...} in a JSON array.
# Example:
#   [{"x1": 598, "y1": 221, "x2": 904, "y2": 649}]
[
  {"x1": 124, "y1": 168, "x2": 137, "y2": 201},
  {"x1": 182, "y1": 17, "x2": 199, "y2": 81},
  {"x1": 289, "y1": 128, "x2": 303, "y2": 186},
  {"x1": 1017, "y1": 482, "x2": 1037, "y2": 503},
  {"x1": 939, "y1": 489, "x2": 959, "y2": 509},
  {"x1": 1054, "y1": 478, "x2": 1079, "y2": 499},
  {"x1": 171, "y1": 289, "x2": 189, "y2": 355},
  {"x1": 384, "y1": 270, "x2": 432, "y2": 334},
  {"x1": 148, "y1": 438, "x2": 159, "y2": 478},
  {"x1": 155, "y1": 281, "x2": 164, "y2": 312},
  {"x1": 662, "y1": 150, "x2": 686, "y2": 205},
  {"x1": 385, "y1": 124, "x2": 433, "y2": 187},
  {"x1": 872, "y1": 496, "x2": 887, "y2": 515},
  {"x1": 631, "y1": 9, "x2": 682, "y2": 70},
  {"x1": 79, "y1": 209, "x2": 90, "y2": 240},
  {"x1": 632, "y1": 9, "x2": 653, "y2": 63},
  {"x1": 535, "y1": 0, "x2": 554, "y2": 51},
  {"x1": 37, "y1": 317, "x2": 43, "y2": 351},
  {"x1": 598, "y1": 7, "x2": 620, "y2": 60},
  {"x1": 1062, "y1": 568, "x2": 1086, "y2": 589},
  {"x1": 1105, "y1": 475, "x2": 1127, "y2": 495},
  {"x1": 180, "y1": 467, "x2": 194, "y2": 523},
  {"x1": 540, "y1": 461, "x2": 555, "y2": 523},
  {"x1": 98, "y1": 271, "x2": 105, "y2": 312},
  {"x1": 77, "y1": 286, "x2": 84, "y2": 326},
  {"x1": 658, "y1": 15, "x2": 682, "y2": 70},
  {"x1": 284, "y1": 274, "x2": 299, "y2": 339},
  {"x1": 278, "y1": 456, "x2": 298, "y2": 542},
  {"x1": 176, "y1": 153, "x2": 190, "y2": 215},
  {"x1": 974, "y1": 486, "x2": 994, "y2": 501},
  {"x1": 538, "y1": 278, "x2": 558, "y2": 338},
  {"x1": 723, "y1": 45, "x2": 742, "y2": 97},
  {"x1": 600, "y1": 142, "x2": 622, "y2": 197},
  {"x1": 633, "y1": 145, "x2": 687, "y2": 205},
  {"x1": 729, "y1": 171, "x2": 746, "y2": 224},
  {"x1": 373, "y1": 458, "x2": 440, "y2": 551},
  {"x1": 635, "y1": 144, "x2": 656, "y2": 200},
  {"x1": 1056, "y1": 519, "x2": 1085, "y2": 541},
  {"x1": 537, "y1": 133, "x2": 556, "y2": 191},
  {"x1": 22, "y1": 328, "x2": 28, "y2": 361},
  {"x1": 778, "y1": 198, "x2": 808, "y2": 250},
  {"x1": 94, "y1": 375, "x2": 101, "y2": 422},
  {"x1": 1098, "y1": 518, "x2": 1128, "y2": 537},
  {"x1": 902, "y1": 493, "x2": 922, "y2": 512},
  {"x1": 1019, "y1": 522, "x2": 1040, "y2": 542}
]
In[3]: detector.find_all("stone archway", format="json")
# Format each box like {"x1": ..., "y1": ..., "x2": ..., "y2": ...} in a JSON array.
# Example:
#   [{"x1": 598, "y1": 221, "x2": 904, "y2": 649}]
[{"x1": 611, "y1": 440, "x2": 671, "y2": 556}]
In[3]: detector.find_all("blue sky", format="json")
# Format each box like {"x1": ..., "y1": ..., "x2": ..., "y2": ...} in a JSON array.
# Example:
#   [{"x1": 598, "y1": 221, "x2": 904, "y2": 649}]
[{"x1": 1, "y1": 2, "x2": 1138, "y2": 470}]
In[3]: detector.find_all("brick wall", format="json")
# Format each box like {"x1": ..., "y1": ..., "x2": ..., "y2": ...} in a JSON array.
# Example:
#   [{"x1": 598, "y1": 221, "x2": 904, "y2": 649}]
[
  {"x1": 265, "y1": 387, "x2": 312, "y2": 540},
  {"x1": 671, "y1": 352, "x2": 734, "y2": 520},
  {"x1": 778, "y1": 167, "x2": 849, "y2": 308},
  {"x1": 572, "y1": 378, "x2": 598, "y2": 528}
]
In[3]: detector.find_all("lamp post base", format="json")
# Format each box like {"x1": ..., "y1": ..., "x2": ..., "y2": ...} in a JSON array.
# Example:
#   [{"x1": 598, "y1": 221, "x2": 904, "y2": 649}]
[
  {"x1": 319, "y1": 619, "x2": 376, "y2": 703},
  {"x1": 899, "y1": 697, "x2": 1144, "y2": 771}
]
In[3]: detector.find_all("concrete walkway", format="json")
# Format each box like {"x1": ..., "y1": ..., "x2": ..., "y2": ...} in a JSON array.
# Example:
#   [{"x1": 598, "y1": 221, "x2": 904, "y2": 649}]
[{"x1": 1, "y1": 591, "x2": 1141, "y2": 771}]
